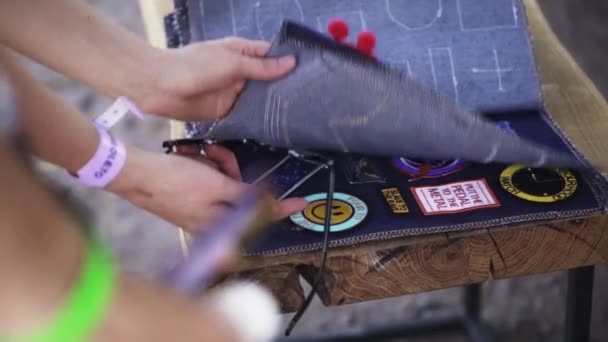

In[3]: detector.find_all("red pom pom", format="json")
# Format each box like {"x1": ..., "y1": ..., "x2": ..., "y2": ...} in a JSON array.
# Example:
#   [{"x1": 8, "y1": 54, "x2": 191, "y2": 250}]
[
  {"x1": 356, "y1": 31, "x2": 376, "y2": 56},
  {"x1": 328, "y1": 19, "x2": 349, "y2": 42}
]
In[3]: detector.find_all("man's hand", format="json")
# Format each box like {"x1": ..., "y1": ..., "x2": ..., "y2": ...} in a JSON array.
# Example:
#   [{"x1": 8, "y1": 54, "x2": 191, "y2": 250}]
[
  {"x1": 108, "y1": 145, "x2": 307, "y2": 233},
  {"x1": 139, "y1": 38, "x2": 296, "y2": 121}
]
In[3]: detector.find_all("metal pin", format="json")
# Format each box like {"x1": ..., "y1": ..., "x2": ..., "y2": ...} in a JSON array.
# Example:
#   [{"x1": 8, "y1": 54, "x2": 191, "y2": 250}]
[
  {"x1": 278, "y1": 163, "x2": 327, "y2": 200},
  {"x1": 252, "y1": 155, "x2": 292, "y2": 185}
]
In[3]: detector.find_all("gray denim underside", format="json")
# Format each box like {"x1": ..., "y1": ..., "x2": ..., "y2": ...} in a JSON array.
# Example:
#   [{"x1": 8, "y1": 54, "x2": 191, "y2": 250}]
[{"x1": 190, "y1": 21, "x2": 579, "y2": 169}]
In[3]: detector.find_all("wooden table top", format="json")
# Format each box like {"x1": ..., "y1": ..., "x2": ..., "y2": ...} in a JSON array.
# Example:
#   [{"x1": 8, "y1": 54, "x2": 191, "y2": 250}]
[{"x1": 139, "y1": 0, "x2": 608, "y2": 313}]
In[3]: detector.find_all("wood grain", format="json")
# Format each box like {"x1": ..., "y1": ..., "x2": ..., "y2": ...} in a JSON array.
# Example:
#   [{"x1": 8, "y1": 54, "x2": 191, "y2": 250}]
[
  {"x1": 138, "y1": 0, "x2": 608, "y2": 312},
  {"x1": 525, "y1": 0, "x2": 608, "y2": 173},
  {"x1": 488, "y1": 216, "x2": 608, "y2": 278},
  {"x1": 299, "y1": 234, "x2": 491, "y2": 306},
  {"x1": 294, "y1": 216, "x2": 608, "y2": 307}
]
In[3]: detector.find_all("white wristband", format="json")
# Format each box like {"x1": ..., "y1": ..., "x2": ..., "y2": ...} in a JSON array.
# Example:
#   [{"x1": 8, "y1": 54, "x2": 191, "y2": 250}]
[
  {"x1": 94, "y1": 96, "x2": 144, "y2": 129},
  {"x1": 72, "y1": 96, "x2": 143, "y2": 187},
  {"x1": 73, "y1": 125, "x2": 127, "y2": 188}
]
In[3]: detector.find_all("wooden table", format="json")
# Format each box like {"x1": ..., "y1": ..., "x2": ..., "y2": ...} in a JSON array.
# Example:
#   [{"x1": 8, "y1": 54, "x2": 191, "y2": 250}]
[{"x1": 139, "y1": 0, "x2": 608, "y2": 339}]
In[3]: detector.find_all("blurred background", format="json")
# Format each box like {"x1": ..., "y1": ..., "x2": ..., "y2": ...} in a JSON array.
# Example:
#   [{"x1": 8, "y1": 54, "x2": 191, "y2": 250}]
[{"x1": 24, "y1": 1, "x2": 608, "y2": 341}]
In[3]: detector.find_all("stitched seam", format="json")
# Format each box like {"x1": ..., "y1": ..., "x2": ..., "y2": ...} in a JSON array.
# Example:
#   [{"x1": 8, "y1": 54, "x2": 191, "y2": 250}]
[
  {"x1": 539, "y1": 111, "x2": 608, "y2": 210},
  {"x1": 243, "y1": 208, "x2": 604, "y2": 257}
]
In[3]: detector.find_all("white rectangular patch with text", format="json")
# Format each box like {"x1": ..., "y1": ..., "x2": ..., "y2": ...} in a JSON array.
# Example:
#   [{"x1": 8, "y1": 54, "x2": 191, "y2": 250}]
[{"x1": 411, "y1": 179, "x2": 500, "y2": 215}]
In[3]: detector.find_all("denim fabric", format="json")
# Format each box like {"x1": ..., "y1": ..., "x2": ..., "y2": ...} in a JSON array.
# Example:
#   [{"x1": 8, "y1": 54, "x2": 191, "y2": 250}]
[
  {"x1": 190, "y1": 21, "x2": 579, "y2": 168},
  {"x1": 163, "y1": 0, "x2": 608, "y2": 256},
  {"x1": 184, "y1": 0, "x2": 541, "y2": 113},
  {"x1": 227, "y1": 111, "x2": 608, "y2": 256}
]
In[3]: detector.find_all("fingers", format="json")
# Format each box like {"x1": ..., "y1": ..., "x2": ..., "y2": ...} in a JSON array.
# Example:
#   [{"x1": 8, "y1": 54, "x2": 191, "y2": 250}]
[
  {"x1": 236, "y1": 54, "x2": 296, "y2": 81},
  {"x1": 272, "y1": 197, "x2": 308, "y2": 220},
  {"x1": 172, "y1": 143, "x2": 242, "y2": 182},
  {"x1": 232, "y1": 80, "x2": 245, "y2": 95},
  {"x1": 217, "y1": 176, "x2": 250, "y2": 205},
  {"x1": 174, "y1": 144, "x2": 220, "y2": 170},
  {"x1": 220, "y1": 37, "x2": 271, "y2": 57},
  {"x1": 174, "y1": 144, "x2": 202, "y2": 156},
  {"x1": 183, "y1": 202, "x2": 231, "y2": 233},
  {"x1": 203, "y1": 144, "x2": 242, "y2": 181},
  {"x1": 219, "y1": 37, "x2": 296, "y2": 80}
]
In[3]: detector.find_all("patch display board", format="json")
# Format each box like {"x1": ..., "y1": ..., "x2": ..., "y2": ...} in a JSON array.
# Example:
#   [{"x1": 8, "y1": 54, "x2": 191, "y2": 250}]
[
  {"x1": 222, "y1": 113, "x2": 606, "y2": 256},
  {"x1": 164, "y1": 0, "x2": 608, "y2": 256}
]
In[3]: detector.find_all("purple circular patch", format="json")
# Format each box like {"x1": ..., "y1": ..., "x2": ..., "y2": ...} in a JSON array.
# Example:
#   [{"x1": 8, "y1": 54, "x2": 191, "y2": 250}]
[{"x1": 392, "y1": 158, "x2": 465, "y2": 178}]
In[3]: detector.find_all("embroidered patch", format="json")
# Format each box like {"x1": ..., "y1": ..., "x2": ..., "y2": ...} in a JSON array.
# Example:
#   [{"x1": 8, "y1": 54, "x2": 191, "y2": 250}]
[
  {"x1": 290, "y1": 192, "x2": 368, "y2": 232},
  {"x1": 381, "y1": 188, "x2": 410, "y2": 214},
  {"x1": 392, "y1": 158, "x2": 465, "y2": 181},
  {"x1": 499, "y1": 165, "x2": 578, "y2": 203},
  {"x1": 411, "y1": 179, "x2": 501, "y2": 215}
]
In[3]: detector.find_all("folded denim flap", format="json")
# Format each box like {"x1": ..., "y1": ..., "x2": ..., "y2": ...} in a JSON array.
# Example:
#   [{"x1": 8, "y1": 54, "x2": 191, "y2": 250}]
[{"x1": 182, "y1": 0, "x2": 543, "y2": 114}]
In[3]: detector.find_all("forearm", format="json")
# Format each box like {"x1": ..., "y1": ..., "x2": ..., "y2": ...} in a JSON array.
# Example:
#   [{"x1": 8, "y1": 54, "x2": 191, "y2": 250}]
[
  {"x1": 0, "y1": 138, "x2": 86, "y2": 333},
  {"x1": 1, "y1": 46, "x2": 99, "y2": 173},
  {"x1": 0, "y1": 46, "x2": 141, "y2": 193},
  {"x1": 0, "y1": 0, "x2": 163, "y2": 107},
  {"x1": 0, "y1": 139, "x2": 236, "y2": 342}
]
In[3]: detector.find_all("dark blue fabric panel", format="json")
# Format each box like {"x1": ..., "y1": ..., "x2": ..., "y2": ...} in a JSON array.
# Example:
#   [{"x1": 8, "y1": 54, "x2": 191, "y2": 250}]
[
  {"x1": 164, "y1": 0, "x2": 608, "y2": 257},
  {"x1": 186, "y1": 0, "x2": 542, "y2": 113},
  {"x1": 227, "y1": 111, "x2": 607, "y2": 256}
]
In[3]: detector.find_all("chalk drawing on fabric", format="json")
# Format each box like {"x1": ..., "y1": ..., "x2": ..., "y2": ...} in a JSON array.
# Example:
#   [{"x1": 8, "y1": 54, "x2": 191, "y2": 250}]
[
  {"x1": 192, "y1": 0, "x2": 539, "y2": 118},
  {"x1": 255, "y1": 0, "x2": 304, "y2": 40},
  {"x1": 316, "y1": 10, "x2": 368, "y2": 33},
  {"x1": 457, "y1": 0, "x2": 519, "y2": 32},
  {"x1": 385, "y1": 0, "x2": 443, "y2": 31},
  {"x1": 472, "y1": 49, "x2": 513, "y2": 92},
  {"x1": 429, "y1": 47, "x2": 460, "y2": 102},
  {"x1": 228, "y1": 0, "x2": 237, "y2": 35},
  {"x1": 198, "y1": 0, "x2": 207, "y2": 39}
]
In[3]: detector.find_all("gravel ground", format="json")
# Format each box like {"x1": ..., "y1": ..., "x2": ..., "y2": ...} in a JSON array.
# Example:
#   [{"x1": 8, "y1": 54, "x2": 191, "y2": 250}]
[{"x1": 22, "y1": 1, "x2": 608, "y2": 341}]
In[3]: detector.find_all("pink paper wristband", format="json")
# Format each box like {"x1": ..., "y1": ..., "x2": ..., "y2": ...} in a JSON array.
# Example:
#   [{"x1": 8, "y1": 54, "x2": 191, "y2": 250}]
[{"x1": 74, "y1": 125, "x2": 127, "y2": 188}]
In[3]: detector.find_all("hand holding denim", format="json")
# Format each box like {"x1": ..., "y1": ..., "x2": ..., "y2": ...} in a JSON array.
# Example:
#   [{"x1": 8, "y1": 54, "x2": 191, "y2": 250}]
[{"x1": 188, "y1": 21, "x2": 580, "y2": 169}]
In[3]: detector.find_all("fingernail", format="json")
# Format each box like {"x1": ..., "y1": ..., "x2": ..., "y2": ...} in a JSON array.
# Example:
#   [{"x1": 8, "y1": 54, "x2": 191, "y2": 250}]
[{"x1": 278, "y1": 55, "x2": 296, "y2": 68}]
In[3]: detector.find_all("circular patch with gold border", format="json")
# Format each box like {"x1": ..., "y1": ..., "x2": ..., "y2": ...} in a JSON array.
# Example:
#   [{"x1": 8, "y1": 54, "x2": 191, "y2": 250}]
[
  {"x1": 499, "y1": 165, "x2": 578, "y2": 203},
  {"x1": 289, "y1": 192, "x2": 368, "y2": 232}
]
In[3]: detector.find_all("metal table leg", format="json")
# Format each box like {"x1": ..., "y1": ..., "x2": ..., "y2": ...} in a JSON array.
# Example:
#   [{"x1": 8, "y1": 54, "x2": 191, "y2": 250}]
[
  {"x1": 564, "y1": 266, "x2": 595, "y2": 342},
  {"x1": 464, "y1": 283, "x2": 494, "y2": 342},
  {"x1": 276, "y1": 283, "x2": 492, "y2": 342}
]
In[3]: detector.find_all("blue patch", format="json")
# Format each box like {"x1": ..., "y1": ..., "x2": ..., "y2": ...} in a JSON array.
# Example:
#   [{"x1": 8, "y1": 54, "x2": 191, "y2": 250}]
[{"x1": 392, "y1": 158, "x2": 465, "y2": 180}]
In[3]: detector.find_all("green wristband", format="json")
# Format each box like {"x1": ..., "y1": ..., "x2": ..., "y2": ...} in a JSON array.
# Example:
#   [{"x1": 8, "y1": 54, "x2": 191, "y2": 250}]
[{"x1": 5, "y1": 237, "x2": 116, "y2": 342}]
